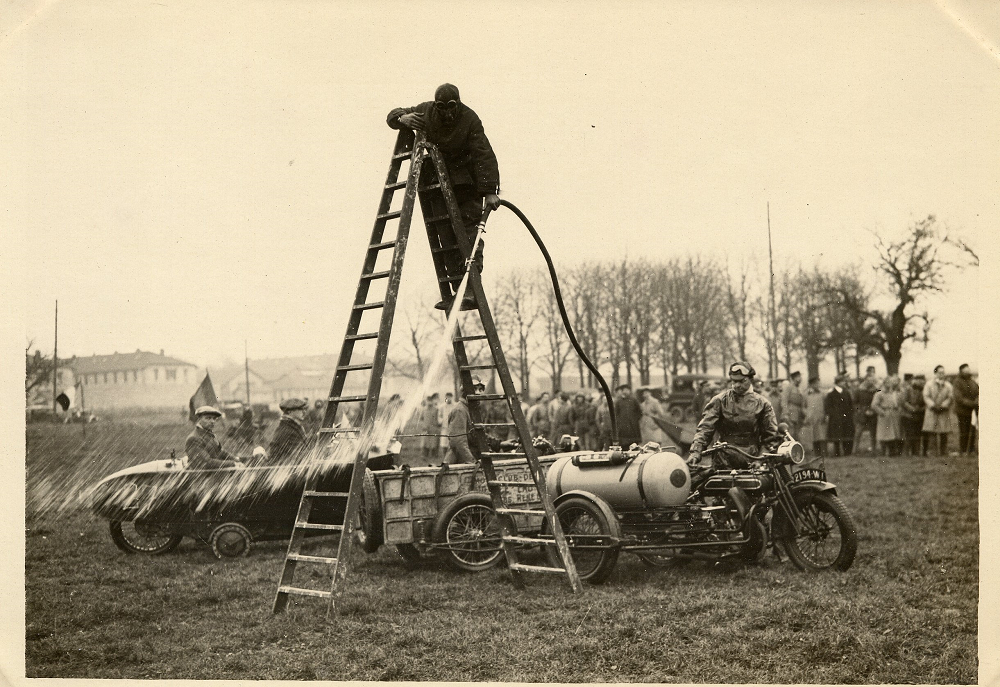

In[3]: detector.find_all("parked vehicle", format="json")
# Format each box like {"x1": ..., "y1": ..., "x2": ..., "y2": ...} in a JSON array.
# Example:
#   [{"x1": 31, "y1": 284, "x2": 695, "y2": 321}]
[{"x1": 663, "y1": 374, "x2": 726, "y2": 423}]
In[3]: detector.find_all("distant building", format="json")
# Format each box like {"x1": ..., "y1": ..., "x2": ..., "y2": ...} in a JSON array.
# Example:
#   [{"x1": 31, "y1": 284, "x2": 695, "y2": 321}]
[{"x1": 70, "y1": 350, "x2": 200, "y2": 410}]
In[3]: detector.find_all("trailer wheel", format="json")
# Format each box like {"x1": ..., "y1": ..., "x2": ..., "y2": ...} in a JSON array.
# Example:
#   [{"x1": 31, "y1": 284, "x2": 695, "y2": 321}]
[
  {"x1": 109, "y1": 520, "x2": 183, "y2": 555},
  {"x1": 545, "y1": 496, "x2": 619, "y2": 584},
  {"x1": 432, "y1": 494, "x2": 509, "y2": 573},
  {"x1": 209, "y1": 522, "x2": 252, "y2": 558},
  {"x1": 353, "y1": 468, "x2": 383, "y2": 553}
]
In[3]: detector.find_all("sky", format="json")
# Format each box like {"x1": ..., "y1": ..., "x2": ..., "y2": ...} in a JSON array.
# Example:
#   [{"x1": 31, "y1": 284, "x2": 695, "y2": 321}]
[{"x1": 3, "y1": 0, "x2": 997, "y2": 378}]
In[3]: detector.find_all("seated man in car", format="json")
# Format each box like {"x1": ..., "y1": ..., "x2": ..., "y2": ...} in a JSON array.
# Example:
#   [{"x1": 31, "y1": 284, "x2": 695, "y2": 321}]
[
  {"x1": 186, "y1": 406, "x2": 244, "y2": 470},
  {"x1": 687, "y1": 361, "x2": 783, "y2": 470}
]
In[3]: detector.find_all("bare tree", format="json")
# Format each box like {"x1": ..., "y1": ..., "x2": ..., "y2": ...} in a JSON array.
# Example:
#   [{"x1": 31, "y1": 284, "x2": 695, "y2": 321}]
[
  {"x1": 628, "y1": 260, "x2": 657, "y2": 385},
  {"x1": 491, "y1": 270, "x2": 541, "y2": 396},
  {"x1": 25, "y1": 341, "x2": 54, "y2": 402},
  {"x1": 722, "y1": 257, "x2": 753, "y2": 363},
  {"x1": 386, "y1": 298, "x2": 443, "y2": 381},
  {"x1": 535, "y1": 269, "x2": 574, "y2": 393},
  {"x1": 565, "y1": 263, "x2": 606, "y2": 389},
  {"x1": 828, "y1": 216, "x2": 961, "y2": 375}
]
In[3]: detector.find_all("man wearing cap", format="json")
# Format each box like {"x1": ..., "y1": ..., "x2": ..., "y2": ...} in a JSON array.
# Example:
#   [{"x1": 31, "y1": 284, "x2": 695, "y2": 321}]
[
  {"x1": 266, "y1": 398, "x2": 312, "y2": 464},
  {"x1": 688, "y1": 362, "x2": 783, "y2": 468},
  {"x1": 388, "y1": 84, "x2": 501, "y2": 311},
  {"x1": 445, "y1": 377, "x2": 486, "y2": 464},
  {"x1": 186, "y1": 406, "x2": 243, "y2": 470},
  {"x1": 824, "y1": 373, "x2": 856, "y2": 457},
  {"x1": 780, "y1": 371, "x2": 806, "y2": 440}
]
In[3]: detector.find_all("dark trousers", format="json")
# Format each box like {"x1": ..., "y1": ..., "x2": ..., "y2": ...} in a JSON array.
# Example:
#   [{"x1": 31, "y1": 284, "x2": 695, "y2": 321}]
[
  {"x1": 829, "y1": 439, "x2": 853, "y2": 457},
  {"x1": 957, "y1": 412, "x2": 977, "y2": 453},
  {"x1": 924, "y1": 432, "x2": 949, "y2": 456},
  {"x1": 419, "y1": 181, "x2": 485, "y2": 296}
]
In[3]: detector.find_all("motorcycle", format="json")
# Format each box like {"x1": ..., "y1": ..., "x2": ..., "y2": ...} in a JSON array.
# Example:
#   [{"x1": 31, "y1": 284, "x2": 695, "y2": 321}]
[{"x1": 540, "y1": 428, "x2": 858, "y2": 582}]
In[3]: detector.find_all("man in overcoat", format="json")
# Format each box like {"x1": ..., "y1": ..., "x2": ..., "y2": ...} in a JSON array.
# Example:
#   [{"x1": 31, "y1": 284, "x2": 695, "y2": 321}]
[
  {"x1": 780, "y1": 370, "x2": 806, "y2": 440},
  {"x1": 388, "y1": 83, "x2": 501, "y2": 311},
  {"x1": 953, "y1": 363, "x2": 979, "y2": 454},
  {"x1": 613, "y1": 384, "x2": 643, "y2": 449},
  {"x1": 824, "y1": 374, "x2": 855, "y2": 457},
  {"x1": 186, "y1": 406, "x2": 243, "y2": 470},
  {"x1": 266, "y1": 398, "x2": 311, "y2": 464},
  {"x1": 446, "y1": 377, "x2": 486, "y2": 464}
]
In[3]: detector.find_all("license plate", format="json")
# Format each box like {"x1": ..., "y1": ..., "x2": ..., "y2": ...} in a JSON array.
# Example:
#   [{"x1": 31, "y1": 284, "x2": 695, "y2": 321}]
[{"x1": 791, "y1": 468, "x2": 827, "y2": 483}]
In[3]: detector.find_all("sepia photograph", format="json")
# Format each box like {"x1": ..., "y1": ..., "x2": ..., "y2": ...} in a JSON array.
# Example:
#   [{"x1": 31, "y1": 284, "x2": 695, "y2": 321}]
[{"x1": 4, "y1": 0, "x2": 997, "y2": 683}]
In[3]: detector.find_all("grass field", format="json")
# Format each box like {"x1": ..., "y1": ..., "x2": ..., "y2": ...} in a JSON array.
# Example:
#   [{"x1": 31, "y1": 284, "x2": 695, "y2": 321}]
[{"x1": 23, "y1": 421, "x2": 978, "y2": 682}]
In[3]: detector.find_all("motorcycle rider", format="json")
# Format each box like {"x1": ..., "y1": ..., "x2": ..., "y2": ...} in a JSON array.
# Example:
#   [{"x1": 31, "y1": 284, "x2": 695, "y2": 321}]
[{"x1": 687, "y1": 361, "x2": 783, "y2": 469}]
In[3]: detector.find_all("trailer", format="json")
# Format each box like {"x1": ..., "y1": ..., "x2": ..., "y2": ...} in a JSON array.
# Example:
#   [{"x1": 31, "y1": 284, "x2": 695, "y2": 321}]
[{"x1": 355, "y1": 453, "x2": 575, "y2": 572}]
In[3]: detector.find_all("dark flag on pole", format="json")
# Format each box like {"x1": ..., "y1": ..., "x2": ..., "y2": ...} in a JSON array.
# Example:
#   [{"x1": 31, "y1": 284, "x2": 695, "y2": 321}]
[
  {"x1": 55, "y1": 392, "x2": 71, "y2": 412},
  {"x1": 188, "y1": 373, "x2": 219, "y2": 422}
]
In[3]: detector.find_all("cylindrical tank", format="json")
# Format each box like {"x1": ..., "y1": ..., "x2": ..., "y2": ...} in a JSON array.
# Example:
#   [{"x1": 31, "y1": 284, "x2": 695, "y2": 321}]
[{"x1": 546, "y1": 449, "x2": 691, "y2": 508}]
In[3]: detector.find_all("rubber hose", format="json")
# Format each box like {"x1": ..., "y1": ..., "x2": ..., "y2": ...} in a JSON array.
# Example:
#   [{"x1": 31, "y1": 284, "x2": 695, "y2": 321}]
[{"x1": 479, "y1": 200, "x2": 619, "y2": 445}]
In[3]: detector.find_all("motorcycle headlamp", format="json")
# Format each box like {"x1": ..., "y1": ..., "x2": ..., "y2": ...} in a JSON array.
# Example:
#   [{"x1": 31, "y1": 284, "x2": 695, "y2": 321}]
[{"x1": 776, "y1": 440, "x2": 805, "y2": 465}]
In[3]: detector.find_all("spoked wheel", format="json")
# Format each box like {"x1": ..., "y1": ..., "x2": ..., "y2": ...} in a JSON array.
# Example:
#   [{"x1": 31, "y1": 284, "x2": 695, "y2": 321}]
[
  {"x1": 432, "y1": 494, "x2": 508, "y2": 572},
  {"x1": 209, "y1": 522, "x2": 252, "y2": 558},
  {"x1": 780, "y1": 492, "x2": 857, "y2": 571},
  {"x1": 545, "y1": 496, "x2": 620, "y2": 584},
  {"x1": 109, "y1": 520, "x2": 183, "y2": 555},
  {"x1": 354, "y1": 468, "x2": 383, "y2": 554}
]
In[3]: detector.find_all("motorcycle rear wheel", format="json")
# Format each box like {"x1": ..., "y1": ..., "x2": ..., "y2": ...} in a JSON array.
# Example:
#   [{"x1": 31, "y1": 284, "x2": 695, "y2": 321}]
[
  {"x1": 109, "y1": 520, "x2": 183, "y2": 555},
  {"x1": 781, "y1": 492, "x2": 857, "y2": 571}
]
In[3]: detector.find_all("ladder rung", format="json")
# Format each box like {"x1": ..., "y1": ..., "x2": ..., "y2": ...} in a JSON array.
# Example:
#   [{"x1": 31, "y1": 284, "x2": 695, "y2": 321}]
[
  {"x1": 460, "y1": 364, "x2": 496, "y2": 371},
  {"x1": 502, "y1": 535, "x2": 549, "y2": 545},
  {"x1": 474, "y1": 422, "x2": 515, "y2": 428},
  {"x1": 360, "y1": 270, "x2": 391, "y2": 281},
  {"x1": 294, "y1": 522, "x2": 344, "y2": 532},
  {"x1": 328, "y1": 395, "x2": 367, "y2": 403},
  {"x1": 487, "y1": 478, "x2": 533, "y2": 485},
  {"x1": 418, "y1": 182, "x2": 441, "y2": 191},
  {"x1": 508, "y1": 563, "x2": 566, "y2": 574},
  {"x1": 303, "y1": 491, "x2": 351, "y2": 498},
  {"x1": 438, "y1": 274, "x2": 463, "y2": 284},
  {"x1": 288, "y1": 553, "x2": 339, "y2": 563},
  {"x1": 469, "y1": 394, "x2": 506, "y2": 402},
  {"x1": 318, "y1": 427, "x2": 360, "y2": 434},
  {"x1": 345, "y1": 332, "x2": 379, "y2": 341},
  {"x1": 377, "y1": 210, "x2": 402, "y2": 221},
  {"x1": 496, "y1": 508, "x2": 546, "y2": 516},
  {"x1": 425, "y1": 213, "x2": 450, "y2": 223},
  {"x1": 385, "y1": 180, "x2": 408, "y2": 191},
  {"x1": 370, "y1": 240, "x2": 397, "y2": 251},
  {"x1": 277, "y1": 585, "x2": 332, "y2": 599},
  {"x1": 455, "y1": 334, "x2": 488, "y2": 342},
  {"x1": 353, "y1": 301, "x2": 385, "y2": 311},
  {"x1": 337, "y1": 363, "x2": 374, "y2": 372},
  {"x1": 392, "y1": 150, "x2": 413, "y2": 160}
]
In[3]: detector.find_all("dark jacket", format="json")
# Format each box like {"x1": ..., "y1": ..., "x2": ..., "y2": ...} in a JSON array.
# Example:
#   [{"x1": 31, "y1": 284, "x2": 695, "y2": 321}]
[
  {"x1": 446, "y1": 400, "x2": 478, "y2": 464},
  {"x1": 267, "y1": 415, "x2": 309, "y2": 463},
  {"x1": 614, "y1": 395, "x2": 643, "y2": 446},
  {"x1": 185, "y1": 425, "x2": 237, "y2": 470},
  {"x1": 824, "y1": 387, "x2": 855, "y2": 440},
  {"x1": 690, "y1": 389, "x2": 782, "y2": 456},
  {"x1": 387, "y1": 102, "x2": 500, "y2": 195},
  {"x1": 953, "y1": 376, "x2": 979, "y2": 415}
]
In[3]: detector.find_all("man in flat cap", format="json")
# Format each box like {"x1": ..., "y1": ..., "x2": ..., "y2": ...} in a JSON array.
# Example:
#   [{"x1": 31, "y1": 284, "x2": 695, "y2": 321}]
[
  {"x1": 186, "y1": 406, "x2": 244, "y2": 470},
  {"x1": 688, "y1": 361, "x2": 783, "y2": 469},
  {"x1": 388, "y1": 83, "x2": 501, "y2": 311},
  {"x1": 266, "y1": 397, "x2": 312, "y2": 464},
  {"x1": 445, "y1": 377, "x2": 487, "y2": 465}
]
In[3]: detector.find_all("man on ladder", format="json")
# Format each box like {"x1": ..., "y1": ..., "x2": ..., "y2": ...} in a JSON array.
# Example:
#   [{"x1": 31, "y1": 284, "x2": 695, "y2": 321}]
[{"x1": 387, "y1": 83, "x2": 501, "y2": 311}]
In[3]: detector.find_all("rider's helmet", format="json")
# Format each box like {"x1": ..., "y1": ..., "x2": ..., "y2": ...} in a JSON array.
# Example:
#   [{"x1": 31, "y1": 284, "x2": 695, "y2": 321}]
[{"x1": 728, "y1": 361, "x2": 756, "y2": 380}]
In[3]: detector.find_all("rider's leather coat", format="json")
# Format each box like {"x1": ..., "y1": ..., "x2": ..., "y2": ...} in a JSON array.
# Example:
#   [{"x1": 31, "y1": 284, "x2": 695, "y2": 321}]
[{"x1": 690, "y1": 388, "x2": 782, "y2": 457}]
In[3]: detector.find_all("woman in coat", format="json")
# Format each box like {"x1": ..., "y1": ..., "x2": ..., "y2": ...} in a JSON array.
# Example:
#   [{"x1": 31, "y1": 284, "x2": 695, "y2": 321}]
[
  {"x1": 871, "y1": 375, "x2": 903, "y2": 456},
  {"x1": 922, "y1": 365, "x2": 954, "y2": 456},
  {"x1": 800, "y1": 376, "x2": 827, "y2": 456},
  {"x1": 638, "y1": 388, "x2": 671, "y2": 446}
]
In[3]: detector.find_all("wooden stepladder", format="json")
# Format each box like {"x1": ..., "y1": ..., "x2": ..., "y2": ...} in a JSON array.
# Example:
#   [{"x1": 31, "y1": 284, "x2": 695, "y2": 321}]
[{"x1": 272, "y1": 130, "x2": 580, "y2": 617}]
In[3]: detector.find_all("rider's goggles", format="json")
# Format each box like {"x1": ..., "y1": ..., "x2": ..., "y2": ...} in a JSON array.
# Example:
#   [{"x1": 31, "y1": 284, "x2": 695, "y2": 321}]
[
  {"x1": 729, "y1": 363, "x2": 752, "y2": 377},
  {"x1": 435, "y1": 100, "x2": 459, "y2": 109}
]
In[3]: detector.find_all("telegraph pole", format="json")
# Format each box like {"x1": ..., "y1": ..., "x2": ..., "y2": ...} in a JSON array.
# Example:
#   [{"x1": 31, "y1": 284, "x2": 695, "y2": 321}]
[
  {"x1": 767, "y1": 203, "x2": 777, "y2": 380},
  {"x1": 52, "y1": 300, "x2": 58, "y2": 414},
  {"x1": 244, "y1": 340, "x2": 251, "y2": 406}
]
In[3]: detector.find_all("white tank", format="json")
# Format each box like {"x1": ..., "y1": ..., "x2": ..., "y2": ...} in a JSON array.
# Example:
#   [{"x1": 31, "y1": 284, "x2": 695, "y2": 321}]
[{"x1": 546, "y1": 449, "x2": 691, "y2": 508}]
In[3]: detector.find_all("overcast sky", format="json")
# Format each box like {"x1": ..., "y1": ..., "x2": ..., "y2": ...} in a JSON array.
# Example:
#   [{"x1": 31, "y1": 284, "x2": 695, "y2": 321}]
[{"x1": 4, "y1": 0, "x2": 997, "y2": 376}]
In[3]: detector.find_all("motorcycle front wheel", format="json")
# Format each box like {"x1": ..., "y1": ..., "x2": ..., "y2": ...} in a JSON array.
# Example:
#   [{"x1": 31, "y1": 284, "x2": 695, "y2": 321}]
[
  {"x1": 780, "y1": 492, "x2": 857, "y2": 571},
  {"x1": 109, "y1": 520, "x2": 183, "y2": 555}
]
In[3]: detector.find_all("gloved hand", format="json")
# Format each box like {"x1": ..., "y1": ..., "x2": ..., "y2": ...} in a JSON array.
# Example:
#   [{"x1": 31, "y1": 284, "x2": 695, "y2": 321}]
[
  {"x1": 686, "y1": 451, "x2": 701, "y2": 467},
  {"x1": 484, "y1": 193, "x2": 501, "y2": 211},
  {"x1": 398, "y1": 112, "x2": 427, "y2": 131}
]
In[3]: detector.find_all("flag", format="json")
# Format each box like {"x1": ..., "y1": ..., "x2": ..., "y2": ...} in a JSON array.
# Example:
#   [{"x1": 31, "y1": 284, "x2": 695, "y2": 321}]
[
  {"x1": 55, "y1": 392, "x2": 71, "y2": 411},
  {"x1": 188, "y1": 373, "x2": 218, "y2": 422}
]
